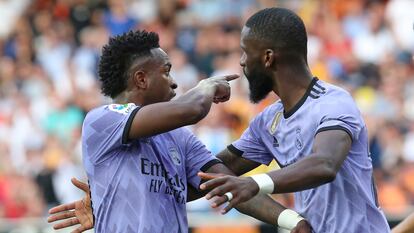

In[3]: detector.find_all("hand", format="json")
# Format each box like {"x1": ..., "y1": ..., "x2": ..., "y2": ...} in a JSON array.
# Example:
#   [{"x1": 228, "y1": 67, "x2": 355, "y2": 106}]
[
  {"x1": 198, "y1": 172, "x2": 259, "y2": 214},
  {"x1": 291, "y1": 220, "x2": 313, "y2": 233},
  {"x1": 200, "y1": 74, "x2": 239, "y2": 103},
  {"x1": 47, "y1": 178, "x2": 94, "y2": 233}
]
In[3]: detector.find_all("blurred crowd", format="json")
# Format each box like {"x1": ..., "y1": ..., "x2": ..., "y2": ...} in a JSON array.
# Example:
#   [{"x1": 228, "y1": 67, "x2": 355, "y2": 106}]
[{"x1": 0, "y1": 0, "x2": 413, "y2": 226}]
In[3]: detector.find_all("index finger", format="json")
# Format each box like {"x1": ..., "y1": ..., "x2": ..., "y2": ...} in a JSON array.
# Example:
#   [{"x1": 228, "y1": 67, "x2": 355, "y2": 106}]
[
  {"x1": 224, "y1": 74, "x2": 239, "y2": 81},
  {"x1": 199, "y1": 176, "x2": 227, "y2": 190},
  {"x1": 198, "y1": 172, "x2": 225, "y2": 180},
  {"x1": 49, "y1": 202, "x2": 76, "y2": 214}
]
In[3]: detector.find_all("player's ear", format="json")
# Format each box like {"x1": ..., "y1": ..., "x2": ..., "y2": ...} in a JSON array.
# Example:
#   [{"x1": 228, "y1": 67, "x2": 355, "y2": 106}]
[
  {"x1": 132, "y1": 70, "x2": 148, "y2": 90},
  {"x1": 264, "y1": 49, "x2": 276, "y2": 69}
]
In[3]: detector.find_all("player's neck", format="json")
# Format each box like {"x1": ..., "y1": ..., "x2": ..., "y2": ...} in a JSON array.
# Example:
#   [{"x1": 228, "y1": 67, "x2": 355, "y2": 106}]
[
  {"x1": 274, "y1": 66, "x2": 313, "y2": 113},
  {"x1": 113, "y1": 91, "x2": 144, "y2": 106}
]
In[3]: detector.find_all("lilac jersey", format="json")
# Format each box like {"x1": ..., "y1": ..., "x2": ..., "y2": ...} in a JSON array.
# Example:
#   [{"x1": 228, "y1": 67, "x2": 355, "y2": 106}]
[
  {"x1": 82, "y1": 103, "x2": 219, "y2": 233},
  {"x1": 230, "y1": 78, "x2": 390, "y2": 233}
]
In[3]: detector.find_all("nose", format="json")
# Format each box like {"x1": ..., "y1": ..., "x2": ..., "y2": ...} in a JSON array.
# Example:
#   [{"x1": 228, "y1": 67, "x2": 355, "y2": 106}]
[{"x1": 170, "y1": 76, "x2": 178, "y2": 89}]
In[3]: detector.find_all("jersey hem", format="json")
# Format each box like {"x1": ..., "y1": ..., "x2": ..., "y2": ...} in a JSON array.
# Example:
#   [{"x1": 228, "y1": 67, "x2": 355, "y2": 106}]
[
  {"x1": 315, "y1": 125, "x2": 353, "y2": 142},
  {"x1": 227, "y1": 144, "x2": 244, "y2": 156},
  {"x1": 200, "y1": 159, "x2": 223, "y2": 172}
]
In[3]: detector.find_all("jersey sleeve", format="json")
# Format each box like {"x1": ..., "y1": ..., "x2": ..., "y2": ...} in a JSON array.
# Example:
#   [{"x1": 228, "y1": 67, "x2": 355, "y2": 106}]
[
  {"x1": 229, "y1": 116, "x2": 273, "y2": 165},
  {"x1": 182, "y1": 128, "x2": 221, "y2": 190},
  {"x1": 315, "y1": 94, "x2": 364, "y2": 141},
  {"x1": 82, "y1": 104, "x2": 140, "y2": 164}
]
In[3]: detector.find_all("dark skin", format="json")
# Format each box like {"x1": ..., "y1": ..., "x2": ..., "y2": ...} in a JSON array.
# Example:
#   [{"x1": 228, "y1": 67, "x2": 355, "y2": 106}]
[
  {"x1": 392, "y1": 212, "x2": 414, "y2": 233},
  {"x1": 48, "y1": 47, "x2": 311, "y2": 232},
  {"x1": 114, "y1": 48, "x2": 238, "y2": 138},
  {"x1": 198, "y1": 26, "x2": 353, "y2": 217}
]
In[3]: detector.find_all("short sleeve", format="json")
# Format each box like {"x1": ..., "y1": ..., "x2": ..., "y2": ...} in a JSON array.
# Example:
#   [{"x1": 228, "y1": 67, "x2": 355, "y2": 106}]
[
  {"x1": 82, "y1": 104, "x2": 140, "y2": 164},
  {"x1": 315, "y1": 95, "x2": 363, "y2": 141},
  {"x1": 182, "y1": 128, "x2": 221, "y2": 189},
  {"x1": 230, "y1": 116, "x2": 273, "y2": 165}
]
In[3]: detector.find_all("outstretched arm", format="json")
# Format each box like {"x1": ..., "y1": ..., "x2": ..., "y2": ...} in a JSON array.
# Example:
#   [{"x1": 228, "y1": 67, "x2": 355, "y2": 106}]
[{"x1": 126, "y1": 74, "x2": 238, "y2": 139}]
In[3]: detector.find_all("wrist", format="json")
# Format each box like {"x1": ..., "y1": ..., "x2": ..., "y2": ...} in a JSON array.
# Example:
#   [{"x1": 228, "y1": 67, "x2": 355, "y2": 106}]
[
  {"x1": 197, "y1": 81, "x2": 216, "y2": 97},
  {"x1": 277, "y1": 209, "x2": 305, "y2": 230},
  {"x1": 249, "y1": 173, "x2": 274, "y2": 194}
]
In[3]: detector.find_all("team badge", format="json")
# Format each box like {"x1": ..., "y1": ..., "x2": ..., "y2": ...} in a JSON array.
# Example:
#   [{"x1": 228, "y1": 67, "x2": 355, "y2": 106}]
[
  {"x1": 269, "y1": 112, "x2": 282, "y2": 135},
  {"x1": 108, "y1": 103, "x2": 135, "y2": 115},
  {"x1": 169, "y1": 147, "x2": 181, "y2": 165}
]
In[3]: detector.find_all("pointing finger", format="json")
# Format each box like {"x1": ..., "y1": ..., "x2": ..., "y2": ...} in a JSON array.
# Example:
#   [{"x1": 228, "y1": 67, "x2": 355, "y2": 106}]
[
  {"x1": 224, "y1": 74, "x2": 239, "y2": 81},
  {"x1": 198, "y1": 172, "x2": 225, "y2": 181}
]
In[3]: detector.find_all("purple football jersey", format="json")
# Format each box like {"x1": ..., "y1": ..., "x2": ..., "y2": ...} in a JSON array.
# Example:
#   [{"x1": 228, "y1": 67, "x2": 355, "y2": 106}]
[
  {"x1": 230, "y1": 78, "x2": 390, "y2": 233},
  {"x1": 82, "y1": 103, "x2": 219, "y2": 233}
]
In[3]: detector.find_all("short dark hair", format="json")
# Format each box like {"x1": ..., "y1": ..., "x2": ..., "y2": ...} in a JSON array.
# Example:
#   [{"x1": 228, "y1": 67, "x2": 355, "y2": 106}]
[
  {"x1": 245, "y1": 8, "x2": 307, "y2": 59},
  {"x1": 98, "y1": 30, "x2": 160, "y2": 98}
]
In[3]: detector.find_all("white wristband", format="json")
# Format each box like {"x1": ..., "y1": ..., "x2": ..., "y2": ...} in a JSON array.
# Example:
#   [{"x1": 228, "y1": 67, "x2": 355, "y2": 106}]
[
  {"x1": 277, "y1": 209, "x2": 305, "y2": 230},
  {"x1": 250, "y1": 174, "x2": 274, "y2": 194}
]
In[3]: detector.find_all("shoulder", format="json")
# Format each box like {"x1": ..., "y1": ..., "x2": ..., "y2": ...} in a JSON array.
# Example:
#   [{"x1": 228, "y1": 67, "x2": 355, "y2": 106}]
[
  {"x1": 84, "y1": 105, "x2": 107, "y2": 123},
  {"x1": 315, "y1": 80, "x2": 359, "y2": 113},
  {"x1": 86, "y1": 103, "x2": 137, "y2": 119},
  {"x1": 83, "y1": 103, "x2": 139, "y2": 131},
  {"x1": 105, "y1": 103, "x2": 138, "y2": 115},
  {"x1": 323, "y1": 81, "x2": 354, "y2": 100},
  {"x1": 313, "y1": 80, "x2": 364, "y2": 125}
]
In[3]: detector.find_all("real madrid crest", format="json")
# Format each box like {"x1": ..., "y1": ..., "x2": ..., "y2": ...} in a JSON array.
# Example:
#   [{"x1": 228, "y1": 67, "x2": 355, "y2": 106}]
[{"x1": 169, "y1": 147, "x2": 181, "y2": 165}]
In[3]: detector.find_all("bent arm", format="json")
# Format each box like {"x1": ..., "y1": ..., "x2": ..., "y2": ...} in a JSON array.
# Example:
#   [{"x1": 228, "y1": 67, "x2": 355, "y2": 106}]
[
  {"x1": 128, "y1": 75, "x2": 238, "y2": 139},
  {"x1": 188, "y1": 148, "x2": 286, "y2": 225},
  {"x1": 268, "y1": 129, "x2": 351, "y2": 193},
  {"x1": 203, "y1": 163, "x2": 286, "y2": 225}
]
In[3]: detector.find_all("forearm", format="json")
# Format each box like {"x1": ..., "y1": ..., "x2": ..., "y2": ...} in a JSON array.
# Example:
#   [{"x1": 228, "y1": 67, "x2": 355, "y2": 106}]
[
  {"x1": 175, "y1": 83, "x2": 216, "y2": 122},
  {"x1": 202, "y1": 163, "x2": 286, "y2": 224},
  {"x1": 269, "y1": 155, "x2": 337, "y2": 193},
  {"x1": 235, "y1": 194, "x2": 284, "y2": 225},
  {"x1": 128, "y1": 83, "x2": 218, "y2": 139},
  {"x1": 188, "y1": 182, "x2": 284, "y2": 225}
]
